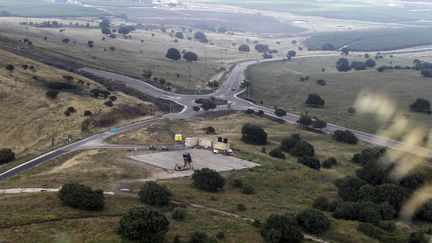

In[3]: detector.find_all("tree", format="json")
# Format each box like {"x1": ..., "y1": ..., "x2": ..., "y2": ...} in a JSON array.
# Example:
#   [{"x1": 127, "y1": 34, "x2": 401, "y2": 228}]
[
  {"x1": 269, "y1": 148, "x2": 286, "y2": 160},
  {"x1": 261, "y1": 214, "x2": 303, "y2": 243},
  {"x1": 118, "y1": 25, "x2": 134, "y2": 36},
  {"x1": 5, "y1": 64, "x2": 15, "y2": 72},
  {"x1": 312, "y1": 118, "x2": 327, "y2": 129},
  {"x1": 119, "y1": 206, "x2": 169, "y2": 243},
  {"x1": 322, "y1": 157, "x2": 337, "y2": 168},
  {"x1": 194, "y1": 31, "x2": 208, "y2": 43},
  {"x1": 189, "y1": 231, "x2": 208, "y2": 243},
  {"x1": 175, "y1": 31, "x2": 184, "y2": 39},
  {"x1": 165, "y1": 48, "x2": 181, "y2": 61},
  {"x1": 417, "y1": 202, "x2": 432, "y2": 222},
  {"x1": 274, "y1": 108, "x2": 286, "y2": 119},
  {"x1": 334, "y1": 176, "x2": 367, "y2": 201},
  {"x1": 172, "y1": 208, "x2": 186, "y2": 221},
  {"x1": 200, "y1": 100, "x2": 216, "y2": 112},
  {"x1": 352, "y1": 147, "x2": 385, "y2": 165},
  {"x1": 58, "y1": 184, "x2": 105, "y2": 211},
  {"x1": 241, "y1": 123, "x2": 268, "y2": 145},
  {"x1": 296, "y1": 209, "x2": 331, "y2": 234},
  {"x1": 87, "y1": 40, "x2": 95, "y2": 48},
  {"x1": 370, "y1": 184, "x2": 410, "y2": 211},
  {"x1": 46, "y1": 90, "x2": 59, "y2": 99},
  {"x1": 192, "y1": 168, "x2": 225, "y2": 192},
  {"x1": 410, "y1": 98, "x2": 431, "y2": 114},
  {"x1": 280, "y1": 134, "x2": 301, "y2": 152},
  {"x1": 101, "y1": 27, "x2": 111, "y2": 35},
  {"x1": 313, "y1": 196, "x2": 336, "y2": 212},
  {"x1": 255, "y1": 44, "x2": 269, "y2": 53},
  {"x1": 333, "y1": 130, "x2": 358, "y2": 144},
  {"x1": 333, "y1": 201, "x2": 381, "y2": 224},
  {"x1": 138, "y1": 181, "x2": 172, "y2": 206},
  {"x1": 366, "y1": 59, "x2": 377, "y2": 68},
  {"x1": 421, "y1": 68, "x2": 432, "y2": 78},
  {"x1": 99, "y1": 18, "x2": 110, "y2": 29},
  {"x1": 336, "y1": 58, "x2": 351, "y2": 72},
  {"x1": 305, "y1": 93, "x2": 325, "y2": 107},
  {"x1": 0, "y1": 148, "x2": 15, "y2": 164},
  {"x1": 287, "y1": 50, "x2": 297, "y2": 59},
  {"x1": 192, "y1": 106, "x2": 200, "y2": 112},
  {"x1": 290, "y1": 141, "x2": 315, "y2": 157},
  {"x1": 297, "y1": 114, "x2": 313, "y2": 126},
  {"x1": 183, "y1": 51, "x2": 198, "y2": 62},
  {"x1": 351, "y1": 61, "x2": 367, "y2": 70},
  {"x1": 297, "y1": 156, "x2": 321, "y2": 170},
  {"x1": 238, "y1": 44, "x2": 250, "y2": 52}
]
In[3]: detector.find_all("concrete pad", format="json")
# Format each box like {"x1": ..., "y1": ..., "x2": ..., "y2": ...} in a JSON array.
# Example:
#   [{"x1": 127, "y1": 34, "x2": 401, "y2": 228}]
[{"x1": 129, "y1": 149, "x2": 259, "y2": 173}]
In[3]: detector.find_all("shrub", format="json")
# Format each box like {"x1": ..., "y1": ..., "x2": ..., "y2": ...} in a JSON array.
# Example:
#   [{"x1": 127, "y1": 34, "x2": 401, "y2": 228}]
[
  {"x1": 269, "y1": 148, "x2": 286, "y2": 160},
  {"x1": 416, "y1": 202, "x2": 432, "y2": 222},
  {"x1": 305, "y1": 93, "x2": 325, "y2": 107},
  {"x1": 408, "y1": 231, "x2": 427, "y2": 243},
  {"x1": 280, "y1": 134, "x2": 301, "y2": 152},
  {"x1": 257, "y1": 110, "x2": 264, "y2": 116},
  {"x1": 138, "y1": 181, "x2": 172, "y2": 206},
  {"x1": 356, "y1": 160, "x2": 391, "y2": 185},
  {"x1": 313, "y1": 196, "x2": 336, "y2": 212},
  {"x1": 290, "y1": 141, "x2": 314, "y2": 157},
  {"x1": 334, "y1": 176, "x2": 367, "y2": 201},
  {"x1": 172, "y1": 208, "x2": 186, "y2": 221},
  {"x1": 296, "y1": 208, "x2": 331, "y2": 234},
  {"x1": 261, "y1": 214, "x2": 303, "y2": 243},
  {"x1": 245, "y1": 108, "x2": 255, "y2": 114},
  {"x1": 231, "y1": 179, "x2": 243, "y2": 188},
  {"x1": 312, "y1": 118, "x2": 327, "y2": 129},
  {"x1": 0, "y1": 148, "x2": 15, "y2": 164},
  {"x1": 378, "y1": 221, "x2": 396, "y2": 232},
  {"x1": 380, "y1": 202, "x2": 396, "y2": 220},
  {"x1": 322, "y1": 157, "x2": 337, "y2": 168},
  {"x1": 241, "y1": 123, "x2": 268, "y2": 145},
  {"x1": 189, "y1": 231, "x2": 208, "y2": 243},
  {"x1": 237, "y1": 203, "x2": 247, "y2": 211},
  {"x1": 348, "y1": 107, "x2": 357, "y2": 114},
  {"x1": 58, "y1": 184, "x2": 105, "y2": 211},
  {"x1": 358, "y1": 223, "x2": 387, "y2": 240},
  {"x1": 215, "y1": 231, "x2": 225, "y2": 240},
  {"x1": 90, "y1": 89, "x2": 110, "y2": 99},
  {"x1": 352, "y1": 147, "x2": 385, "y2": 165},
  {"x1": 410, "y1": 98, "x2": 431, "y2": 114},
  {"x1": 333, "y1": 201, "x2": 381, "y2": 224},
  {"x1": 46, "y1": 90, "x2": 59, "y2": 99},
  {"x1": 104, "y1": 100, "x2": 113, "y2": 107},
  {"x1": 297, "y1": 156, "x2": 321, "y2": 170},
  {"x1": 204, "y1": 126, "x2": 215, "y2": 134},
  {"x1": 46, "y1": 81, "x2": 77, "y2": 90},
  {"x1": 192, "y1": 168, "x2": 225, "y2": 192},
  {"x1": 84, "y1": 110, "x2": 92, "y2": 116},
  {"x1": 119, "y1": 206, "x2": 169, "y2": 243},
  {"x1": 67, "y1": 106, "x2": 76, "y2": 113},
  {"x1": 333, "y1": 130, "x2": 358, "y2": 144},
  {"x1": 297, "y1": 115, "x2": 313, "y2": 126},
  {"x1": 400, "y1": 172, "x2": 425, "y2": 190},
  {"x1": 241, "y1": 184, "x2": 255, "y2": 195}
]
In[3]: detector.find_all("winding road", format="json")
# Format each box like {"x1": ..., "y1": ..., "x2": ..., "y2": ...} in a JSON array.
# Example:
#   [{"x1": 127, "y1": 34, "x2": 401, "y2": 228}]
[{"x1": 0, "y1": 56, "x2": 431, "y2": 181}]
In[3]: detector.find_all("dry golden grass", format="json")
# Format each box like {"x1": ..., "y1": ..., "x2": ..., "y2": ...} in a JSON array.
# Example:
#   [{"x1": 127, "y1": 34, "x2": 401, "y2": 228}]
[{"x1": 0, "y1": 49, "x2": 155, "y2": 165}]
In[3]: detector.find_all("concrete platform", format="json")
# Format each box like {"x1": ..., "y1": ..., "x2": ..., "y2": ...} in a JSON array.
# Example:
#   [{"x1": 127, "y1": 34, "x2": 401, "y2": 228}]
[{"x1": 129, "y1": 149, "x2": 259, "y2": 172}]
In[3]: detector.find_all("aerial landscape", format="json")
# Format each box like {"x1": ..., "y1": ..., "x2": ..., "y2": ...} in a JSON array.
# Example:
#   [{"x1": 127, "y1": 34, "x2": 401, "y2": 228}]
[{"x1": 1, "y1": 0, "x2": 432, "y2": 242}]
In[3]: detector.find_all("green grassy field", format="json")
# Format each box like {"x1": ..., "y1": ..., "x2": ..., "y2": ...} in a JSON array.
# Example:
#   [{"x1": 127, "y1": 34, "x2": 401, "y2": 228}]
[
  {"x1": 0, "y1": 0, "x2": 103, "y2": 17},
  {"x1": 305, "y1": 27, "x2": 432, "y2": 51},
  {"x1": 244, "y1": 55, "x2": 432, "y2": 134}
]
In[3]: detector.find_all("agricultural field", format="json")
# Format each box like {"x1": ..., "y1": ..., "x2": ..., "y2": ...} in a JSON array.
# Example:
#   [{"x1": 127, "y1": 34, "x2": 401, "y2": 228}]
[
  {"x1": 0, "y1": 0, "x2": 103, "y2": 17},
  {"x1": 305, "y1": 27, "x2": 432, "y2": 51},
  {"x1": 244, "y1": 55, "x2": 432, "y2": 135},
  {"x1": 0, "y1": 17, "x2": 303, "y2": 90},
  {"x1": 0, "y1": 49, "x2": 157, "y2": 173}
]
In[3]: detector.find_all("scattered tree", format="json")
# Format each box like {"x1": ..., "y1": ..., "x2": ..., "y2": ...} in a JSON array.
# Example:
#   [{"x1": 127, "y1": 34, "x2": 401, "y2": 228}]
[
  {"x1": 0, "y1": 148, "x2": 15, "y2": 164},
  {"x1": 296, "y1": 208, "x2": 331, "y2": 234},
  {"x1": 192, "y1": 168, "x2": 225, "y2": 192},
  {"x1": 269, "y1": 148, "x2": 286, "y2": 160},
  {"x1": 333, "y1": 130, "x2": 358, "y2": 144},
  {"x1": 305, "y1": 93, "x2": 325, "y2": 107},
  {"x1": 238, "y1": 44, "x2": 250, "y2": 52},
  {"x1": 183, "y1": 51, "x2": 198, "y2": 62},
  {"x1": 165, "y1": 48, "x2": 182, "y2": 61},
  {"x1": 241, "y1": 123, "x2": 268, "y2": 145},
  {"x1": 58, "y1": 184, "x2": 104, "y2": 211},
  {"x1": 297, "y1": 156, "x2": 321, "y2": 170},
  {"x1": 336, "y1": 58, "x2": 351, "y2": 72},
  {"x1": 138, "y1": 181, "x2": 172, "y2": 206}
]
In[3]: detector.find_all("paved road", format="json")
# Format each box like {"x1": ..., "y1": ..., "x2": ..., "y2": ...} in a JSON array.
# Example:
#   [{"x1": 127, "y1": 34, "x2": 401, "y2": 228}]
[{"x1": 1, "y1": 55, "x2": 431, "y2": 181}]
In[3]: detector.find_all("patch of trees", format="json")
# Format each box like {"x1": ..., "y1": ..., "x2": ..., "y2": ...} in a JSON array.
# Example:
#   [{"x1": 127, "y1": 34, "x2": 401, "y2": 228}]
[
  {"x1": 119, "y1": 206, "x2": 169, "y2": 243},
  {"x1": 377, "y1": 65, "x2": 414, "y2": 72},
  {"x1": 194, "y1": 31, "x2": 208, "y2": 43},
  {"x1": 305, "y1": 93, "x2": 325, "y2": 107},
  {"x1": 192, "y1": 168, "x2": 225, "y2": 192},
  {"x1": 238, "y1": 44, "x2": 250, "y2": 52},
  {"x1": 0, "y1": 148, "x2": 15, "y2": 164},
  {"x1": 138, "y1": 181, "x2": 172, "y2": 206},
  {"x1": 333, "y1": 130, "x2": 358, "y2": 144},
  {"x1": 241, "y1": 123, "x2": 268, "y2": 145},
  {"x1": 352, "y1": 147, "x2": 386, "y2": 166},
  {"x1": 410, "y1": 98, "x2": 431, "y2": 114},
  {"x1": 165, "y1": 48, "x2": 181, "y2": 61},
  {"x1": 58, "y1": 183, "x2": 105, "y2": 211}
]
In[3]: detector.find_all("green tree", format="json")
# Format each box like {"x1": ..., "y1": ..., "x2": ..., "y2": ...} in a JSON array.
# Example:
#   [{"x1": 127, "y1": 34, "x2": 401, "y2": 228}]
[
  {"x1": 334, "y1": 176, "x2": 367, "y2": 201},
  {"x1": 305, "y1": 93, "x2": 325, "y2": 107},
  {"x1": 261, "y1": 214, "x2": 303, "y2": 243},
  {"x1": 194, "y1": 31, "x2": 208, "y2": 43},
  {"x1": 297, "y1": 114, "x2": 313, "y2": 126},
  {"x1": 290, "y1": 141, "x2": 315, "y2": 157},
  {"x1": 274, "y1": 108, "x2": 287, "y2": 119},
  {"x1": 119, "y1": 206, "x2": 169, "y2": 243},
  {"x1": 238, "y1": 44, "x2": 250, "y2": 52},
  {"x1": 241, "y1": 123, "x2": 268, "y2": 145},
  {"x1": 175, "y1": 32, "x2": 184, "y2": 39},
  {"x1": 183, "y1": 51, "x2": 198, "y2": 62},
  {"x1": 280, "y1": 134, "x2": 301, "y2": 152},
  {"x1": 58, "y1": 184, "x2": 105, "y2": 211},
  {"x1": 138, "y1": 181, "x2": 172, "y2": 206},
  {"x1": 336, "y1": 58, "x2": 351, "y2": 72},
  {"x1": 192, "y1": 168, "x2": 225, "y2": 192},
  {"x1": 410, "y1": 98, "x2": 431, "y2": 114},
  {"x1": 0, "y1": 148, "x2": 15, "y2": 164},
  {"x1": 165, "y1": 48, "x2": 181, "y2": 61},
  {"x1": 287, "y1": 50, "x2": 297, "y2": 59},
  {"x1": 333, "y1": 130, "x2": 358, "y2": 144},
  {"x1": 296, "y1": 208, "x2": 331, "y2": 234},
  {"x1": 201, "y1": 100, "x2": 216, "y2": 112},
  {"x1": 269, "y1": 148, "x2": 286, "y2": 160},
  {"x1": 297, "y1": 156, "x2": 321, "y2": 170}
]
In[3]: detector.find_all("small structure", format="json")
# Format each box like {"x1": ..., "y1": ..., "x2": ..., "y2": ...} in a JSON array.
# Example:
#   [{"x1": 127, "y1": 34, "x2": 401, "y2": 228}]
[
  {"x1": 174, "y1": 134, "x2": 183, "y2": 142},
  {"x1": 185, "y1": 136, "x2": 231, "y2": 153},
  {"x1": 198, "y1": 138, "x2": 213, "y2": 148},
  {"x1": 185, "y1": 137, "x2": 199, "y2": 147}
]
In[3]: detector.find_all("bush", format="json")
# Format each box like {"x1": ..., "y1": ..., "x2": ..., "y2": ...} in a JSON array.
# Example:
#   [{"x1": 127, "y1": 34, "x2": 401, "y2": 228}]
[
  {"x1": 297, "y1": 114, "x2": 313, "y2": 126},
  {"x1": 352, "y1": 147, "x2": 385, "y2": 165},
  {"x1": 241, "y1": 184, "x2": 256, "y2": 195},
  {"x1": 269, "y1": 148, "x2": 286, "y2": 160},
  {"x1": 333, "y1": 201, "x2": 381, "y2": 224},
  {"x1": 312, "y1": 118, "x2": 327, "y2": 129},
  {"x1": 104, "y1": 100, "x2": 113, "y2": 107},
  {"x1": 334, "y1": 176, "x2": 367, "y2": 201},
  {"x1": 257, "y1": 110, "x2": 264, "y2": 116},
  {"x1": 192, "y1": 168, "x2": 225, "y2": 192},
  {"x1": 378, "y1": 220, "x2": 396, "y2": 232},
  {"x1": 356, "y1": 160, "x2": 390, "y2": 185},
  {"x1": 358, "y1": 223, "x2": 387, "y2": 240},
  {"x1": 313, "y1": 196, "x2": 336, "y2": 212},
  {"x1": 237, "y1": 203, "x2": 247, "y2": 211},
  {"x1": 296, "y1": 208, "x2": 331, "y2": 234},
  {"x1": 58, "y1": 183, "x2": 105, "y2": 211},
  {"x1": 370, "y1": 184, "x2": 410, "y2": 211},
  {"x1": 46, "y1": 81, "x2": 77, "y2": 90},
  {"x1": 138, "y1": 181, "x2": 172, "y2": 206},
  {"x1": 172, "y1": 208, "x2": 186, "y2": 221},
  {"x1": 241, "y1": 123, "x2": 268, "y2": 145},
  {"x1": 215, "y1": 231, "x2": 225, "y2": 240},
  {"x1": 204, "y1": 126, "x2": 215, "y2": 134},
  {"x1": 67, "y1": 106, "x2": 76, "y2": 113},
  {"x1": 290, "y1": 141, "x2": 314, "y2": 157},
  {"x1": 84, "y1": 110, "x2": 92, "y2": 116},
  {"x1": 0, "y1": 148, "x2": 15, "y2": 164},
  {"x1": 322, "y1": 157, "x2": 337, "y2": 168},
  {"x1": 333, "y1": 130, "x2": 358, "y2": 144},
  {"x1": 280, "y1": 134, "x2": 301, "y2": 152},
  {"x1": 245, "y1": 108, "x2": 255, "y2": 114},
  {"x1": 305, "y1": 93, "x2": 325, "y2": 107},
  {"x1": 410, "y1": 98, "x2": 431, "y2": 114},
  {"x1": 416, "y1": 202, "x2": 432, "y2": 222},
  {"x1": 46, "y1": 90, "x2": 59, "y2": 99},
  {"x1": 380, "y1": 202, "x2": 396, "y2": 220},
  {"x1": 261, "y1": 214, "x2": 303, "y2": 243},
  {"x1": 119, "y1": 206, "x2": 169, "y2": 243},
  {"x1": 231, "y1": 179, "x2": 243, "y2": 188},
  {"x1": 90, "y1": 89, "x2": 110, "y2": 98},
  {"x1": 297, "y1": 156, "x2": 321, "y2": 170},
  {"x1": 189, "y1": 231, "x2": 208, "y2": 243}
]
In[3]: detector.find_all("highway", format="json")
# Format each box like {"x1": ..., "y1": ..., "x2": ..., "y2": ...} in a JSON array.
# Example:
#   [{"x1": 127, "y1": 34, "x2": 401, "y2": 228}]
[{"x1": 1, "y1": 55, "x2": 431, "y2": 181}]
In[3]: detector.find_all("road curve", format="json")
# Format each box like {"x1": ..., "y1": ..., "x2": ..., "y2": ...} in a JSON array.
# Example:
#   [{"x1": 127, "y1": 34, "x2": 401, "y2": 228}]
[{"x1": 1, "y1": 55, "x2": 432, "y2": 181}]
